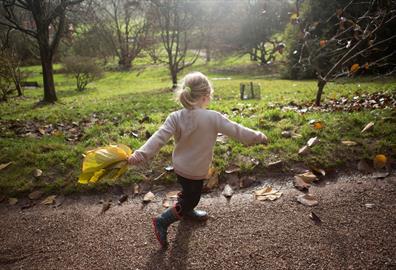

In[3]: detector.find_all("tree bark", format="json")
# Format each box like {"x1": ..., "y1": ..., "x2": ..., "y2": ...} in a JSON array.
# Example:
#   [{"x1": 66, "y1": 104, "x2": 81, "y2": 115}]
[
  {"x1": 315, "y1": 78, "x2": 327, "y2": 106},
  {"x1": 171, "y1": 67, "x2": 178, "y2": 89},
  {"x1": 39, "y1": 47, "x2": 57, "y2": 103},
  {"x1": 119, "y1": 49, "x2": 132, "y2": 71}
]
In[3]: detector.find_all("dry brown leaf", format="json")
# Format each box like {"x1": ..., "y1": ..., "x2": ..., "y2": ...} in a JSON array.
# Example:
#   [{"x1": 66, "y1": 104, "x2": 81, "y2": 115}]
[
  {"x1": 33, "y1": 169, "x2": 43, "y2": 177},
  {"x1": 166, "y1": 191, "x2": 179, "y2": 199},
  {"x1": 361, "y1": 122, "x2": 374, "y2": 133},
  {"x1": 372, "y1": 171, "x2": 389, "y2": 179},
  {"x1": 133, "y1": 183, "x2": 140, "y2": 194},
  {"x1": 206, "y1": 168, "x2": 219, "y2": 189},
  {"x1": 41, "y1": 195, "x2": 56, "y2": 205},
  {"x1": 0, "y1": 162, "x2": 12, "y2": 171},
  {"x1": 117, "y1": 194, "x2": 128, "y2": 205},
  {"x1": 293, "y1": 176, "x2": 311, "y2": 191},
  {"x1": 311, "y1": 167, "x2": 326, "y2": 176},
  {"x1": 28, "y1": 190, "x2": 44, "y2": 200},
  {"x1": 143, "y1": 191, "x2": 155, "y2": 203},
  {"x1": 222, "y1": 184, "x2": 234, "y2": 198},
  {"x1": 373, "y1": 154, "x2": 387, "y2": 169},
  {"x1": 101, "y1": 201, "x2": 111, "y2": 214},
  {"x1": 307, "y1": 137, "x2": 320, "y2": 147},
  {"x1": 295, "y1": 171, "x2": 318, "y2": 183},
  {"x1": 9, "y1": 197, "x2": 18, "y2": 205},
  {"x1": 225, "y1": 164, "x2": 240, "y2": 174},
  {"x1": 350, "y1": 63, "x2": 360, "y2": 73},
  {"x1": 254, "y1": 186, "x2": 282, "y2": 201},
  {"x1": 310, "y1": 212, "x2": 322, "y2": 225},
  {"x1": 341, "y1": 140, "x2": 358, "y2": 146},
  {"x1": 296, "y1": 194, "x2": 318, "y2": 206}
]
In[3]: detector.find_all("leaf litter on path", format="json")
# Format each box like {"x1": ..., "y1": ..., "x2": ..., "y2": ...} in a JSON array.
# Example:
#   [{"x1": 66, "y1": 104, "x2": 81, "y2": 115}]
[
  {"x1": 0, "y1": 162, "x2": 12, "y2": 171},
  {"x1": 117, "y1": 194, "x2": 128, "y2": 205},
  {"x1": 143, "y1": 191, "x2": 155, "y2": 203},
  {"x1": 222, "y1": 184, "x2": 234, "y2": 198},
  {"x1": 41, "y1": 195, "x2": 57, "y2": 205},
  {"x1": 296, "y1": 194, "x2": 319, "y2": 206},
  {"x1": 254, "y1": 186, "x2": 282, "y2": 201},
  {"x1": 310, "y1": 212, "x2": 322, "y2": 225}
]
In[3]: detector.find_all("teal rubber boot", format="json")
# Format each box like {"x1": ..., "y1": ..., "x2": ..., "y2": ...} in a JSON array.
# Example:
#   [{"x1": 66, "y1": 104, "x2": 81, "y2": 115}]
[{"x1": 152, "y1": 206, "x2": 180, "y2": 248}]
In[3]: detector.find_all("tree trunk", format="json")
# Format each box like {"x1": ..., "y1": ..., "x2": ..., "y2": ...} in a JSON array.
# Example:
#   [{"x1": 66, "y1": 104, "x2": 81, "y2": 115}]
[
  {"x1": 119, "y1": 49, "x2": 132, "y2": 71},
  {"x1": 205, "y1": 45, "x2": 211, "y2": 63},
  {"x1": 39, "y1": 47, "x2": 57, "y2": 103},
  {"x1": 171, "y1": 67, "x2": 178, "y2": 89},
  {"x1": 15, "y1": 81, "x2": 23, "y2": 96},
  {"x1": 315, "y1": 78, "x2": 327, "y2": 106}
]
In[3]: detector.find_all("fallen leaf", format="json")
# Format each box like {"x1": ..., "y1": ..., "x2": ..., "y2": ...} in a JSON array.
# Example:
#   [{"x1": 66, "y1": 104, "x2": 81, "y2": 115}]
[
  {"x1": 38, "y1": 128, "x2": 46, "y2": 135},
  {"x1": 9, "y1": 197, "x2": 18, "y2": 205},
  {"x1": 310, "y1": 212, "x2": 322, "y2": 225},
  {"x1": 373, "y1": 154, "x2": 387, "y2": 169},
  {"x1": 133, "y1": 183, "x2": 141, "y2": 194},
  {"x1": 225, "y1": 164, "x2": 240, "y2": 174},
  {"x1": 311, "y1": 167, "x2": 326, "y2": 176},
  {"x1": 294, "y1": 176, "x2": 311, "y2": 191},
  {"x1": 33, "y1": 169, "x2": 43, "y2": 177},
  {"x1": 350, "y1": 63, "x2": 360, "y2": 73},
  {"x1": 281, "y1": 131, "x2": 292, "y2": 138},
  {"x1": 41, "y1": 195, "x2": 56, "y2": 205},
  {"x1": 267, "y1": 160, "x2": 284, "y2": 170},
  {"x1": 0, "y1": 162, "x2": 12, "y2": 171},
  {"x1": 101, "y1": 201, "x2": 111, "y2": 213},
  {"x1": 298, "y1": 145, "x2": 310, "y2": 155},
  {"x1": 222, "y1": 184, "x2": 234, "y2": 198},
  {"x1": 117, "y1": 194, "x2": 128, "y2": 205},
  {"x1": 307, "y1": 137, "x2": 320, "y2": 147},
  {"x1": 296, "y1": 194, "x2": 318, "y2": 206},
  {"x1": 28, "y1": 190, "x2": 44, "y2": 200},
  {"x1": 295, "y1": 171, "x2": 318, "y2": 183},
  {"x1": 21, "y1": 201, "x2": 34, "y2": 210},
  {"x1": 254, "y1": 186, "x2": 283, "y2": 201},
  {"x1": 357, "y1": 159, "x2": 372, "y2": 173},
  {"x1": 143, "y1": 191, "x2": 155, "y2": 203},
  {"x1": 166, "y1": 191, "x2": 179, "y2": 199},
  {"x1": 341, "y1": 140, "x2": 358, "y2": 146},
  {"x1": 372, "y1": 171, "x2": 390, "y2": 179},
  {"x1": 54, "y1": 195, "x2": 65, "y2": 208},
  {"x1": 206, "y1": 168, "x2": 219, "y2": 189},
  {"x1": 361, "y1": 122, "x2": 374, "y2": 133},
  {"x1": 153, "y1": 172, "x2": 166, "y2": 181},
  {"x1": 309, "y1": 120, "x2": 325, "y2": 129}
]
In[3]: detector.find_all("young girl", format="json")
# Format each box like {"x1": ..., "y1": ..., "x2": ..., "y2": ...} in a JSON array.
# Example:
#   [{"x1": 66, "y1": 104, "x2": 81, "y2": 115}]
[{"x1": 128, "y1": 72, "x2": 268, "y2": 248}]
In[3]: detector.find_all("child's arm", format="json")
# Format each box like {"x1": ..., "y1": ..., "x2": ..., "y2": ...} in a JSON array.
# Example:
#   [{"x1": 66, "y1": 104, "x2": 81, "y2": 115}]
[
  {"x1": 128, "y1": 114, "x2": 176, "y2": 165},
  {"x1": 216, "y1": 112, "x2": 268, "y2": 145}
]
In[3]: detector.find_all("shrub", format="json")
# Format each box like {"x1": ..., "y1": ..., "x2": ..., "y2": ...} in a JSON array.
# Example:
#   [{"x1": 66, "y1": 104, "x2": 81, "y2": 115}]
[{"x1": 63, "y1": 56, "x2": 103, "y2": 91}]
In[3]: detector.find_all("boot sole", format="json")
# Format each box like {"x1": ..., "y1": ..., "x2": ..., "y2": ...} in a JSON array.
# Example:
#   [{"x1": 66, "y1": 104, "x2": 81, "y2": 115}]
[{"x1": 152, "y1": 218, "x2": 167, "y2": 248}]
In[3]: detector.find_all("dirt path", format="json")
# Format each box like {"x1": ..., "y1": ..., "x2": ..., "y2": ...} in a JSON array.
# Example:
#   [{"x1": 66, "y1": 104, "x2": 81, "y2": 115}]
[{"x1": 1, "y1": 173, "x2": 395, "y2": 270}]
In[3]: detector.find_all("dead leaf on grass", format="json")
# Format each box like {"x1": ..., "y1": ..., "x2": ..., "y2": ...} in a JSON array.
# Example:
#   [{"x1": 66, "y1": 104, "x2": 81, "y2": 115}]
[
  {"x1": 225, "y1": 164, "x2": 240, "y2": 174},
  {"x1": 143, "y1": 191, "x2": 155, "y2": 203},
  {"x1": 341, "y1": 140, "x2": 358, "y2": 146},
  {"x1": 311, "y1": 167, "x2": 326, "y2": 176},
  {"x1": 296, "y1": 194, "x2": 318, "y2": 206},
  {"x1": 0, "y1": 162, "x2": 12, "y2": 171},
  {"x1": 41, "y1": 195, "x2": 56, "y2": 205},
  {"x1": 33, "y1": 169, "x2": 43, "y2": 178},
  {"x1": 361, "y1": 122, "x2": 374, "y2": 133}
]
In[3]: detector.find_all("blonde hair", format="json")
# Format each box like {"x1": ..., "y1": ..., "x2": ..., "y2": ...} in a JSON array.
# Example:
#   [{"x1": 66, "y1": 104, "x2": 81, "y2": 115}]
[{"x1": 176, "y1": 72, "x2": 213, "y2": 109}]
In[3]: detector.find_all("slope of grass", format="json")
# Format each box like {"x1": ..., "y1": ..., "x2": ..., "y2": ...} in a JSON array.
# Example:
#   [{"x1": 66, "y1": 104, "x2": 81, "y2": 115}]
[{"x1": 0, "y1": 55, "x2": 395, "y2": 196}]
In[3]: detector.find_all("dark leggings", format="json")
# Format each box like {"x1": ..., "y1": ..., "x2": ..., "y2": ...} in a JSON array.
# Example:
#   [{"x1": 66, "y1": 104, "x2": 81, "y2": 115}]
[{"x1": 175, "y1": 174, "x2": 203, "y2": 216}]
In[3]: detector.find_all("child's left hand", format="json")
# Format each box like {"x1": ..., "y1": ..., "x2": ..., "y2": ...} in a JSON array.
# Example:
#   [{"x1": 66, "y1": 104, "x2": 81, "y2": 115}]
[{"x1": 128, "y1": 152, "x2": 144, "y2": 165}]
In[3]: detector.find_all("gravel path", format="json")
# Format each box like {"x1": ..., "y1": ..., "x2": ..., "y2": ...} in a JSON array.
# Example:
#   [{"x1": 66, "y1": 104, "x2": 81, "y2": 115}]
[{"x1": 1, "y1": 174, "x2": 395, "y2": 270}]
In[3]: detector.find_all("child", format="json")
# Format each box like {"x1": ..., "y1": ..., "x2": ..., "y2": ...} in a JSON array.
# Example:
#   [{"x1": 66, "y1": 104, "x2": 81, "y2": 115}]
[{"x1": 128, "y1": 71, "x2": 268, "y2": 248}]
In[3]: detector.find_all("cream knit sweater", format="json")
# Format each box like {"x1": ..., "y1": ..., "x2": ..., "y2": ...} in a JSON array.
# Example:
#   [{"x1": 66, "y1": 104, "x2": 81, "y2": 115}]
[{"x1": 134, "y1": 108, "x2": 266, "y2": 180}]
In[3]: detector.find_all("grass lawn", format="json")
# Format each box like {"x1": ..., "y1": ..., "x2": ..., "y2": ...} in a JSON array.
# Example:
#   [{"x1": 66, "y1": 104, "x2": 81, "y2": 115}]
[{"x1": 1, "y1": 55, "x2": 395, "y2": 196}]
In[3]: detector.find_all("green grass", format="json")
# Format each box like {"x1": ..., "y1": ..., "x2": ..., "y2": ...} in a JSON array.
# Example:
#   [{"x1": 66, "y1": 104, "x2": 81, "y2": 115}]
[{"x1": 0, "y1": 56, "x2": 395, "y2": 196}]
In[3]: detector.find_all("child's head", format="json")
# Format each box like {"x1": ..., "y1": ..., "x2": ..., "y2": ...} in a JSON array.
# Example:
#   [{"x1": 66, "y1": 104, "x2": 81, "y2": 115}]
[{"x1": 176, "y1": 72, "x2": 213, "y2": 109}]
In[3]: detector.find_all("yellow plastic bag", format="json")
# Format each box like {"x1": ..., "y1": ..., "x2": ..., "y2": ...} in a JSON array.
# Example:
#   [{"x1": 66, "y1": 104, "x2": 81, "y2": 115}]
[{"x1": 78, "y1": 144, "x2": 132, "y2": 184}]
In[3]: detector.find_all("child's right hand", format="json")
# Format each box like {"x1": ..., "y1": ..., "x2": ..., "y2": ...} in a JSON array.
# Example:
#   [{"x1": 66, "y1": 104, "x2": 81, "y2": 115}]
[
  {"x1": 260, "y1": 133, "x2": 268, "y2": 145},
  {"x1": 128, "y1": 152, "x2": 144, "y2": 165}
]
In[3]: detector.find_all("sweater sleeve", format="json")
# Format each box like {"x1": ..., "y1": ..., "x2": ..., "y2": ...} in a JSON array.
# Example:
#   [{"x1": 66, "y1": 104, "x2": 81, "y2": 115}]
[
  {"x1": 134, "y1": 114, "x2": 177, "y2": 162},
  {"x1": 216, "y1": 112, "x2": 266, "y2": 146}
]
